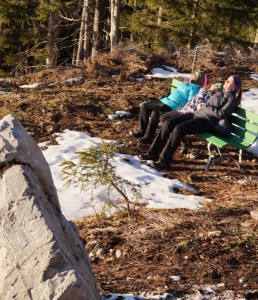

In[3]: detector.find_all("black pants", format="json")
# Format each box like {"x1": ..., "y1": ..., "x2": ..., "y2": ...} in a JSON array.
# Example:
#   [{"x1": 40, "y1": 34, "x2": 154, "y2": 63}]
[
  {"x1": 160, "y1": 110, "x2": 189, "y2": 147},
  {"x1": 160, "y1": 110, "x2": 181, "y2": 123},
  {"x1": 139, "y1": 100, "x2": 171, "y2": 140},
  {"x1": 148, "y1": 113, "x2": 215, "y2": 163}
]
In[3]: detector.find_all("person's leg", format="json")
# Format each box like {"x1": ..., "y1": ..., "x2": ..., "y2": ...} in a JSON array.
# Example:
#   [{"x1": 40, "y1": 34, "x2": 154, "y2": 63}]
[
  {"x1": 159, "y1": 117, "x2": 214, "y2": 164},
  {"x1": 137, "y1": 100, "x2": 162, "y2": 137},
  {"x1": 140, "y1": 104, "x2": 171, "y2": 142},
  {"x1": 140, "y1": 113, "x2": 192, "y2": 160},
  {"x1": 160, "y1": 111, "x2": 180, "y2": 124},
  {"x1": 161, "y1": 111, "x2": 188, "y2": 152}
]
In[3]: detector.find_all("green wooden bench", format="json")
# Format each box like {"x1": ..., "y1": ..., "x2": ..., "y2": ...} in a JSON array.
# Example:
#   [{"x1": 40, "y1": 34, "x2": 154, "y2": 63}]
[
  {"x1": 170, "y1": 78, "x2": 258, "y2": 170},
  {"x1": 171, "y1": 78, "x2": 182, "y2": 93},
  {"x1": 141, "y1": 78, "x2": 183, "y2": 115},
  {"x1": 198, "y1": 107, "x2": 258, "y2": 170}
]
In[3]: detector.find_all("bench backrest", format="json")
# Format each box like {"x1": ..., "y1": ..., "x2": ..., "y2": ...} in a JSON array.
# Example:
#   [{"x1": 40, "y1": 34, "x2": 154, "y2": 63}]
[
  {"x1": 230, "y1": 106, "x2": 258, "y2": 146},
  {"x1": 171, "y1": 78, "x2": 182, "y2": 94}
]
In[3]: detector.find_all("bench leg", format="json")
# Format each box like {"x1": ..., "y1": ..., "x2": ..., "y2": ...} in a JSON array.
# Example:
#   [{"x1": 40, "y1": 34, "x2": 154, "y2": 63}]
[
  {"x1": 216, "y1": 146, "x2": 222, "y2": 157},
  {"x1": 205, "y1": 144, "x2": 224, "y2": 171},
  {"x1": 205, "y1": 142, "x2": 212, "y2": 171},
  {"x1": 204, "y1": 143, "x2": 242, "y2": 171},
  {"x1": 239, "y1": 149, "x2": 242, "y2": 165}
]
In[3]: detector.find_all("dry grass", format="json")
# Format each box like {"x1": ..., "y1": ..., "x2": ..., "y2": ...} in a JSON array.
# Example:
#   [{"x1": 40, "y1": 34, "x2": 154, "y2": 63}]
[{"x1": 1, "y1": 47, "x2": 258, "y2": 297}]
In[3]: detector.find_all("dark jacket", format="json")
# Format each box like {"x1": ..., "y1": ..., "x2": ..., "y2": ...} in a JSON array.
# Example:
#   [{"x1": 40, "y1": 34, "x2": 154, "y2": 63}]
[{"x1": 193, "y1": 91, "x2": 238, "y2": 125}]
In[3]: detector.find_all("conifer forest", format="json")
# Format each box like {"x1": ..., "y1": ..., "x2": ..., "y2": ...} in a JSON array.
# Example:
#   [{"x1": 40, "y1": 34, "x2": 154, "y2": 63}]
[{"x1": 0, "y1": 0, "x2": 257, "y2": 76}]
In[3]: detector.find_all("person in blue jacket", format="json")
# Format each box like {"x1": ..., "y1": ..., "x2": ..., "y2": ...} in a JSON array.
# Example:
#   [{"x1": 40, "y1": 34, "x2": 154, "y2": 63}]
[
  {"x1": 139, "y1": 75, "x2": 242, "y2": 170},
  {"x1": 131, "y1": 71, "x2": 209, "y2": 144}
]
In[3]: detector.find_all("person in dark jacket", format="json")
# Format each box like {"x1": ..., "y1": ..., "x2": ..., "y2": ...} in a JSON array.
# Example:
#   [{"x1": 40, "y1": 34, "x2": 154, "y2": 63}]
[
  {"x1": 161, "y1": 82, "x2": 223, "y2": 154},
  {"x1": 161, "y1": 82, "x2": 223, "y2": 121},
  {"x1": 131, "y1": 71, "x2": 209, "y2": 144},
  {"x1": 139, "y1": 75, "x2": 242, "y2": 169}
]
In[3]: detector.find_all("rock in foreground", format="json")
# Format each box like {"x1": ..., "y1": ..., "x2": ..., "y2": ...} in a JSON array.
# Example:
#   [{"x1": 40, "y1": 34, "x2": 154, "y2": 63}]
[{"x1": 0, "y1": 114, "x2": 99, "y2": 300}]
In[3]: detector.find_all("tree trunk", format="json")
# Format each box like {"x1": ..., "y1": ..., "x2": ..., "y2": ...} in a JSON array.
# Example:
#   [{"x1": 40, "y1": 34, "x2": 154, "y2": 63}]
[
  {"x1": 46, "y1": 5, "x2": 58, "y2": 67},
  {"x1": 130, "y1": 0, "x2": 137, "y2": 42},
  {"x1": 75, "y1": 0, "x2": 92, "y2": 65},
  {"x1": 188, "y1": 0, "x2": 198, "y2": 49},
  {"x1": 110, "y1": 0, "x2": 121, "y2": 52},
  {"x1": 83, "y1": 0, "x2": 91, "y2": 61},
  {"x1": 91, "y1": 0, "x2": 106, "y2": 59},
  {"x1": 76, "y1": 0, "x2": 87, "y2": 66},
  {"x1": 157, "y1": 6, "x2": 163, "y2": 25},
  {"x1": 254, "y1": 29, "x2": 258, "y2": 49}
]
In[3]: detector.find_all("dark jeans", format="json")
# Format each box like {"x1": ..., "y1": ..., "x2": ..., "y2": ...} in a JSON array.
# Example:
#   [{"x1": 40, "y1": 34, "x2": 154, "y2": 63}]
[
  {"x1": 160, "y1": 111, "x2": 189, "y2": 147},
  {"x1": 148, "y1": 113, "x2": 215, "y2": 163},
  {"x1": 139, "y1": 100, "x2": 171, "y2": 140},
  {"x1": 160, "y1": 110, "x2": 180, "y2": 123}
]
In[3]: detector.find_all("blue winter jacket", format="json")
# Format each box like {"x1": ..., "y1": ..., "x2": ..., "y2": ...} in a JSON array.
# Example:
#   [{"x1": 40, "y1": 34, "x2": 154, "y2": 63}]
[{"x1": 160, "y1": 82, "x2": 201, "y2": 110}]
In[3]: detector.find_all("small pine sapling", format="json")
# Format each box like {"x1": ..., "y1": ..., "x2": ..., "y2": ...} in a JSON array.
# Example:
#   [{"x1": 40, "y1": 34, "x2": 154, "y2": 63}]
[{"x1": 60, "y1": 141, "x2": 143, "y2": 218}]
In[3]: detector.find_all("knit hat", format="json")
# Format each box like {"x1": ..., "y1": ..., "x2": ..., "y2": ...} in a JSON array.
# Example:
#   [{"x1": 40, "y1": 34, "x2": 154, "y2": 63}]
[
  {"x1": 232, "y1": 75, "x2": 240, "y2": 91},
  {"x1": 212, "y1": 82, "x2": 223, "y2": 91},
  {"x1": 197, "y1": 71, "x2": 209, "y2": 88}
]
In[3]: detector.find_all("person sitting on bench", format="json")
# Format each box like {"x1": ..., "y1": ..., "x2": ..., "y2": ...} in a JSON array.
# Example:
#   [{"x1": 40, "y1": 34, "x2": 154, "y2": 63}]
[
  {"x1": 162, "y1": 82, "x2": 224, "y2": 154},
  {"x1": 139, "y1": 75, "x2": 242, "y2": 170},
  {"x1": 131, "y1": 71, "x2": 209, "y2": 144}
]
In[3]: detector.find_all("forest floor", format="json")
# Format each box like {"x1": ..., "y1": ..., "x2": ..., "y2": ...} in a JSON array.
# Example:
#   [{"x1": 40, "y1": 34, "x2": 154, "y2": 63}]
[{"x1": 0, "y1": 47, "x2": 257, "y2": 299}]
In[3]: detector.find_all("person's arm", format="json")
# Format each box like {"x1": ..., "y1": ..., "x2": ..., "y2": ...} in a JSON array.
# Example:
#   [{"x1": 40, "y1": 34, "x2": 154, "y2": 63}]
[
  {"x1": 217, "y1": 94, "x2": 238, "y2": 119},
  {"x1": 180, "y1": 95, "x2": 196, "y2": 112},
  {"x1": 195, "y1": 88, "x2": 209, "y2": 104},
  {"x1": 167, "y1": 82, "x2": 185, "y2": 98},
  {"x1": 196, "y1": 103, "x2": 204, "y2": 110},
  {"x1": 188, "y1": 85, "x2": 200, "y2": 101}
]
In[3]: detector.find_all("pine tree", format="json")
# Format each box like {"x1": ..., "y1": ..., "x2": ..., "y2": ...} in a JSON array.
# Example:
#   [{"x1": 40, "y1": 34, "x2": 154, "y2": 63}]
[
  {"x1": 110, "y1": 0, "x2": 121, "y2": 51},
  {"x1": 0, "y1": 0, "x2": 257, "y2": 72},
  {"x1": 0, "y1": 0, "x2": 39, "y2": 72},
  {"x1": 61, "y1": 141, "x2": 143, "y2": 218},
  {"x1": 91, "y1": 0, "x2": 108, "y2": 58}
]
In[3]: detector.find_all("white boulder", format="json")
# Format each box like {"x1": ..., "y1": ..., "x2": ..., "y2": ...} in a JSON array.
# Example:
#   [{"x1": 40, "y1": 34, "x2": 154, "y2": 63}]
[{"x1": 0, "y1": 114, "x2": 99, "y2": 300}]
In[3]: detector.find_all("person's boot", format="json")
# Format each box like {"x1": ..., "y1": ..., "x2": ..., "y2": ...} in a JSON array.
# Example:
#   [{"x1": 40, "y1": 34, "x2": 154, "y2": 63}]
[
  {"x1": 138, "y1": 137, "x2": 152, "y2": 144},
  {"x1": 139, "y1": 153, "x2": 158, "y2": 161},
  {"x1": 131, "y1": 131, "x2": 144, "y2": 138},
  {"x1": 150, "y1": 160, "x2": 170, "y2": 170}
]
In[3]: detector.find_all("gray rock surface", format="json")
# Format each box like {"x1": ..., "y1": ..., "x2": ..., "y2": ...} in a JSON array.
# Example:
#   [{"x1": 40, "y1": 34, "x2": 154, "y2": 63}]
[{"x1": 0, "y1": 114, "x2": 99, "y2": 300}]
